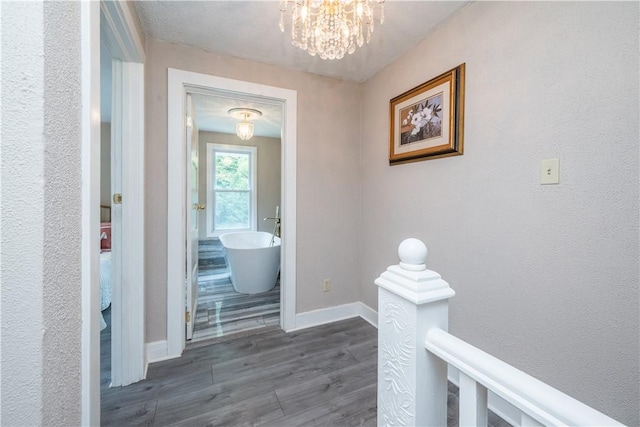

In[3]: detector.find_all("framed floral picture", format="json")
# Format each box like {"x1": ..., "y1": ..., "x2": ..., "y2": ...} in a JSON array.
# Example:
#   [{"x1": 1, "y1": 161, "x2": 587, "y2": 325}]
[{"x1": 389, "y1": 63, "x2": 465, "y2": 165}]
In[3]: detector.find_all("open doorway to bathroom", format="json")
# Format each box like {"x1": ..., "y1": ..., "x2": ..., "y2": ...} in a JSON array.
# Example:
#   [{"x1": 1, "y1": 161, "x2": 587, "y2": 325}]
[
  {"x1": 188, "y1": 91, "x2": 283, "y2": 344},
  {"x1": 167, "y1": 69, "x2": 297, "y2": 357}
]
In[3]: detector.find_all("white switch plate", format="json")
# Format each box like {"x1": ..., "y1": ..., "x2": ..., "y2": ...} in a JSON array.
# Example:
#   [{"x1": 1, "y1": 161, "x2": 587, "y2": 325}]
[{"x1": 540, "y1": 158, "x2": 559, "y2": 184}]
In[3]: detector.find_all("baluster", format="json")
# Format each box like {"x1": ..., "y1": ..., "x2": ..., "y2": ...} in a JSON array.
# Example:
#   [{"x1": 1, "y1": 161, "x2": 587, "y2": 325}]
[
  {"x1": 459, "y1": 371, "x2": 488, "y2": 427},
  {"x1": 520, "y1": 412, "x2": 543, "y2": 426}
]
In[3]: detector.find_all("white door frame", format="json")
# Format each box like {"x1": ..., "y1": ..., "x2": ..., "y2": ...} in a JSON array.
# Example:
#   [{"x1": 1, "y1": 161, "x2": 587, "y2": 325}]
[
  {"x1": 81, "y1": 2, "x2": 101, "y2": 424},
  {"x1": 167, "y1": 69, "x2": 298, "y2": 358},
  {"x1": 81, "y1": 0, "x2": 145, "y2": 423}
]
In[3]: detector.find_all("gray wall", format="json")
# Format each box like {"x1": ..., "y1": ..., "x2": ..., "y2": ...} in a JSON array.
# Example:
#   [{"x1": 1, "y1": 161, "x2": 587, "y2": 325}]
[
  {"x1": 197, "y1": 131, "x2": 281, "y2": 239},
  {"x1": 1, "y1": 2, "x2": 83, "y2": 425},
  {"x1": 359, "y1": 2, "x2": 639, "y2": 425},
  {"x1": 144, "y1": 38, "x2": 362, "y2": 342},
  {"x1": 101, "y1": 123, "x2": 112, "y2": 208}
]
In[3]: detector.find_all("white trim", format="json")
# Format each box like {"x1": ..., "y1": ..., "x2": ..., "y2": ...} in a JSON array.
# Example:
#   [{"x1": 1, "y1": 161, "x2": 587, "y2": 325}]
[
  {"x1": 291, "y1": 301, "x2": 377, "y2": 332},
  {"x1": 356, "y1": 301, "x2": 378, "y2": 328},
  {"x1": 167, "y1": 69, "x2": 297, "y2": 359},
  {"x1": 82, "y1": 1, "x2": 145, "y2": 422},
  {"x1": 292, "y1": 303, "x2": 360, "y2": 331},
  {"x1": 146, "y1": 340, "x2": 172, "y2": 364},
  {"x1": 110, "y1": 59, "x2": 124, "y2": 387},
  {"x1": 81, "y1": 2, "x2": 101, "y2": 425},
  {"x1": 120, "y1": 61, "x2": 146, "y2": 383},
  {"x1": 99, "y1": 0, "x2": 145, "y2": 63},
  {"x1": 206, "y1": 143, "x2": 258, "y2": 237}
]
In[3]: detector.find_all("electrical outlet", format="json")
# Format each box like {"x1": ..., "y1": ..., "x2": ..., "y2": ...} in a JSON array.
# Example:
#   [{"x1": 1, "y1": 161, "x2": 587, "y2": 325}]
[{"x1": 322, "y1": 279, "x2": 331, "y2": 292}]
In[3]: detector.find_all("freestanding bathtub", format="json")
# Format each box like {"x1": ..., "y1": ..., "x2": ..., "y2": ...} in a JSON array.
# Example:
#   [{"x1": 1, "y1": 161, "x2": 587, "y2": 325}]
[{"x1": 219, "y1": 231, "x2": 281, "y2": 294}]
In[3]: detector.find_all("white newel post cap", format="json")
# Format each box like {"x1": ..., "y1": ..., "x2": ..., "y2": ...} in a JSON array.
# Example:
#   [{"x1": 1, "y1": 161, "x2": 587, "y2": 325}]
[
  {"x1": 376, "y1": 238, "x2": 455, "y2": 305},
  {"x1": 398, "y1": 238, "x2": 427, "y2": 271}
]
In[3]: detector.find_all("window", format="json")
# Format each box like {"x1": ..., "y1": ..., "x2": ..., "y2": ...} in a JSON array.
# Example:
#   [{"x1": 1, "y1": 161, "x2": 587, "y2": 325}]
[{"x1": 206, "y1": 143, "x2": 257, "y2": 236}]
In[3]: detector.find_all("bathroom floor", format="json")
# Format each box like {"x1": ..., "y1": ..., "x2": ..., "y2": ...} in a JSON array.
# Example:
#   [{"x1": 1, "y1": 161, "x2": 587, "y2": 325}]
[{"x1": 191, "y1": 239, "x2": 280, "y2": 343}]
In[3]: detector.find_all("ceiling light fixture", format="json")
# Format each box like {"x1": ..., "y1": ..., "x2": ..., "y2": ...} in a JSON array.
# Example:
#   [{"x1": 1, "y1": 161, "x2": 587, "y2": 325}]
[
  {"x1": 228, "y1": 108, "x2": 262, "y2": 141},
  {"x1": 279, "y1": 0, "x2": 385, "y2": 60}
]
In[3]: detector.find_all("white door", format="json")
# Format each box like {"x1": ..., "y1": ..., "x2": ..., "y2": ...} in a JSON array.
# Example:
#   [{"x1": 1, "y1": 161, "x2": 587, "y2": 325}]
[
  {"x1": 110, "y1": 59, "x2": 124, "y2": 385},
  {"x1": 185, "y1": 93, "x2": 200, "y2": 340}
]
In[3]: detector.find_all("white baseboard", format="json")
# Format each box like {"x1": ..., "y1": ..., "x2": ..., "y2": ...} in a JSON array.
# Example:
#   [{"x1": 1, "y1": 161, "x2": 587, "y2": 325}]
[
  {"x1": 146, "y1": 340, "x2": 172, "y2": 364},
  {"x1": 293, "y1": 302, "x2": 361, "y2": 331},
  {"x1": 293, "y1": 301, "x2": 378, "y2": 331},
  {"x1": 356, "y1": 301, "x2": 378, "y2": 328}
]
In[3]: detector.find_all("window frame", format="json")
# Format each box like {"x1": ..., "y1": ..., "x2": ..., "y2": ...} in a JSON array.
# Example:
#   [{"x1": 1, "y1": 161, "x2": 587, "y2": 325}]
[{"x1": 206, "y1": 143, "x2": 257, "y2": 237}]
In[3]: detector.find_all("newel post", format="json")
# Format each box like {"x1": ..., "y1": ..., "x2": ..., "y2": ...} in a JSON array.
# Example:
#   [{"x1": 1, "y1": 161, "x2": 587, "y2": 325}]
[{"x1": 376, "y1": 238, "x2": 455, "y2": 427}]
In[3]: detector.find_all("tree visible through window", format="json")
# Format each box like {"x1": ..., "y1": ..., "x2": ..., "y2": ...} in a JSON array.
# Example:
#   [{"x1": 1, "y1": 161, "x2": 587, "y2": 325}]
[{"x1": 207, "y1": 144, "x2": 257, "y2": 236}]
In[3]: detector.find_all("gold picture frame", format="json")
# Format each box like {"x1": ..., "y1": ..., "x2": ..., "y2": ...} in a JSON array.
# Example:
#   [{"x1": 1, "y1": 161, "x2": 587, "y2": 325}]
[{"x1": 389, "y1": 63, "x2": 465, "y2": 165}]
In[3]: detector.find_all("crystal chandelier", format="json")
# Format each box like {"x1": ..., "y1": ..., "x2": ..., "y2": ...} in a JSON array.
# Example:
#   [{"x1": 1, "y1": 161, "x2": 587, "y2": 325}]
[
  {"x1": 228, "y1": 108, "x2": 262, "y2": 141},
  {"x1": 279, "y1": 0, "x2": 385, "y2": 60}
]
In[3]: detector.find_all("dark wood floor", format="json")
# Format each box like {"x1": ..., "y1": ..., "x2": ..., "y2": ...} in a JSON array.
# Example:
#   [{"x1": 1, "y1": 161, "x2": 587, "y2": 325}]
[
  {"x1": 102, "y1": 317, "x2": 378, "y2": 426},
  {"x1": 101, "y1": 315, "x2": 511, "y2": 426}
]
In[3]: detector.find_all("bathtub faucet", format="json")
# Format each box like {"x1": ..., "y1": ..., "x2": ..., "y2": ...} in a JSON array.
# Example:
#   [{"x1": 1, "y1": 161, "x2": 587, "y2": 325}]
[
  {"x1": 263, "y1": 217, "x2": 281, "y2": 238},
  {"x1": 264, "y1": 206, "x2": 281, "y2": 246}
]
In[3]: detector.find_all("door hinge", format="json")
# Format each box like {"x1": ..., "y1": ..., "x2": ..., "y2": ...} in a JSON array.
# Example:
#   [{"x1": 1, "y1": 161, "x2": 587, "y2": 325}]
[
  {"x1": 186, "y1": 311, "x2": 191, "y2": 323},
  {"x1": 113, "y1": 193, "x2": 122, "y2": 204}
]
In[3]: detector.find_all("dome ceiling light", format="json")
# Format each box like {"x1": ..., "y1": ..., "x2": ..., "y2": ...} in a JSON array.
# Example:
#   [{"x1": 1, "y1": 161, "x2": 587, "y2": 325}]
[{"x1": 228, "y1": 108, "x2": 262, "y2": 141}]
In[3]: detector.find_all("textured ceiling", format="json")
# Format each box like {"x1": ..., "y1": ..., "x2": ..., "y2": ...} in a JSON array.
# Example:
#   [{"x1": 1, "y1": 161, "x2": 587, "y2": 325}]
[
  {"x1": 132, "y1": 0, "x2": 469, "y2": 135},
  {"x1": 192, "y1": 93, "x2": 283, "y2": 138}
]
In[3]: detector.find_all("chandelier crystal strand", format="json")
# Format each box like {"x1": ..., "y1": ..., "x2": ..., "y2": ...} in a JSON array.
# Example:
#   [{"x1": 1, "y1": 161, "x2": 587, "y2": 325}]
[{"x1": 280, "y1": 0, "x2": 385, "y2": 60}]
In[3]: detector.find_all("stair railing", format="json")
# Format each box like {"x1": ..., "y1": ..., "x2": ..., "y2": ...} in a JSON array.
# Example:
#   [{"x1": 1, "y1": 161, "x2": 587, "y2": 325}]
[{"x1": 376, "y1": 238, "x2": 624, "y2": 427}]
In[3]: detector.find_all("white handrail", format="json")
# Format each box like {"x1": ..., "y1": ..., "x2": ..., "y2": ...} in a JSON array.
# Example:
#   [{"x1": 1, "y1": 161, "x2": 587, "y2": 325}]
[
  {"x1": 425, "y1": 327, "x2": 624, "y2": 427},
  {"x1": 376, "y1": 238, "x2": 625, "y2": 427}
]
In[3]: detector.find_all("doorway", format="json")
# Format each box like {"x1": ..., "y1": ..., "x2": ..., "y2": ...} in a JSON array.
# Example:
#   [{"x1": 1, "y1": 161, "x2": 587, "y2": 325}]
[
  {"x1": 166, "y1": 69, "x2": 298, "y2": 358},
  {"x1": 81, "y1": 1, "x2": 145, "y2": 423},
  {"x1": 189, "y1": 92, "x2": 283, "y2": 343}
]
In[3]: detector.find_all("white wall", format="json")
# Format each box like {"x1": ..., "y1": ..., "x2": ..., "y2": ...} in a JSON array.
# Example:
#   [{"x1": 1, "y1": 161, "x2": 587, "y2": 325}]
[
  {"x1": 1, "y1": 2, "x2": 83, "y2": 425},
  {"x1": 197, "y1": 131, "x2": 281, "y2": 239},
  {"x1": 359, "y1": 2, "x2": 639, "y2": 425}
]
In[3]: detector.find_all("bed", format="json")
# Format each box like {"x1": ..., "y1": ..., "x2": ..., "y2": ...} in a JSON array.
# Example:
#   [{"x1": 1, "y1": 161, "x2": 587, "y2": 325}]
[{"x1": 100, "y1": 219, "x2": 112, "y2": 330}]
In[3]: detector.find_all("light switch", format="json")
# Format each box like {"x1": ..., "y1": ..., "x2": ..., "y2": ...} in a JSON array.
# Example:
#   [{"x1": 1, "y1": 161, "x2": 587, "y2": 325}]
[{"x1": 540, "y1": 158, "x2": 559, "y2": 185}]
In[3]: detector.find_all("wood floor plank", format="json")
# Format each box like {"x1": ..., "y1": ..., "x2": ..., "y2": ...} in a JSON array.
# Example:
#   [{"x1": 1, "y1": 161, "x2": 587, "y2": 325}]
[
  {"x1": 258, "y1": 383, "x2": 377, "y2": 427},
  {"x1": 345, "y1": 337, "x2": 378, "y2": 362},
  {"x1": 101, "y1": 367, "x2": 213, "y2": 409},
  {"x1": 254, "y1": 318, "x2": 376, "y2": 354},
  {"x1": 168, "y1": 391, "x2": 284, "y2": 427},
  {"x1": 101, "y1": 400, "x2": 158, "y2": 426},
  {"x1": 275, "y1": 356, "x2": 377, "y2": 416},
  {"x1": 152, "y1": 348, "x2": 356, "y2": 426},
  {"x1": 147, "y1": 335, "x2": 263, "y2": 377}
]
